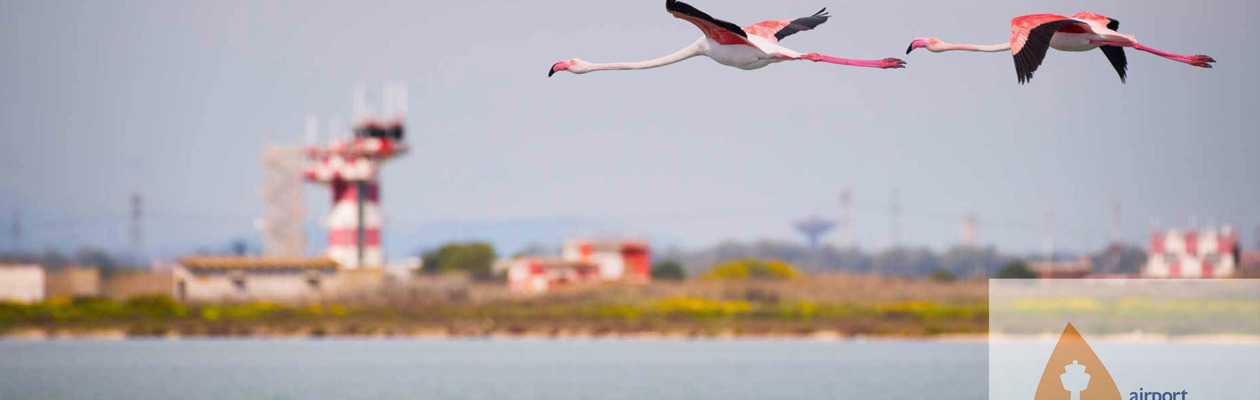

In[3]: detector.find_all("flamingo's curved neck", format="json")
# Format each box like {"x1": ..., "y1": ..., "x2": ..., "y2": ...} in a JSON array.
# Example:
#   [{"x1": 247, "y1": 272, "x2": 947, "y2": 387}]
[
  {"x1": 578, "y1": 41, "x2": 703, "y2": 73},
  {"x1": 940, "y1": 41, "x2": 1010, "y2": 52}
]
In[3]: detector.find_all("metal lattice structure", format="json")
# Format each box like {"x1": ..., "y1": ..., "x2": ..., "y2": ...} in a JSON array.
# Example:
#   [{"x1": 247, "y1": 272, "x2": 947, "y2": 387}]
[{"x1": 262, "y1": 144, "x2": 307, "y2": 257}]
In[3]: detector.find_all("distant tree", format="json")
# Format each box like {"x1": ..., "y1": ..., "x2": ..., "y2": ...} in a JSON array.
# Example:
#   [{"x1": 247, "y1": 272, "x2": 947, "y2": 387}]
[
  {"x1": 996, "y1": 261, "x2": 1037, "y2": 279},
  {"x1": 702, "y1": 259, "x2": 802, "y2": 281},
  {"x1": 229, "y1": 239, "x2": 250, "y2": 256},
  {"x1": 651, "y1": 260, "x2": 686, "y2": 281},
  {"x1": 827, "y1": 245, "x2": 872, "y2": 273},
  {"x1": 930, "y1": 268, "x2": 957, "y2": 283},
  {"x1": 873, "y1": 247, "x2": 940, "y2": 276},
  {"x1": 73, "y1": 247, "x2": 117, "y2": 268},
  {"x1": 73, "y1": 246, "x2": 123, "y2": 276},
  {"x1": 513, "y1": 242, "x2": 557, "y2": 258},
  {"x1": 39, "y1": 248, "x2": 68, "y2": 269},
  {"x1": 940, "y1": 245, "x2": 1010, "y2": 278},
  {"x1": 1088, "y1": 244, "x2": 1147, "y2": 275},
  {"x1": 421, "y1": 242, "x2": 498, "y2": 280}
]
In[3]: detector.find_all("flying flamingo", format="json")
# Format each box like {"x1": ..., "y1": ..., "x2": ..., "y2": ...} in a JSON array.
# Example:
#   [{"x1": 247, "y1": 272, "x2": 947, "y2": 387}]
[
  {"x1": 548, "y1": 0, "x2": 906, "y2": 77},
  {"x1": 905, "y1": 12, "x2": 1216, "y2": 83}
]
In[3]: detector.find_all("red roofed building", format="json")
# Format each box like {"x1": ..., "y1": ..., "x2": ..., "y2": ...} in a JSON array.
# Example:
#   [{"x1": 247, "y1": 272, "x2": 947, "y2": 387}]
[
  {"x1": 562, "y1": 239, "x2": 651, "y2": 282},
  {"x1": 1144, "y1": 227, "x2": 1238, "y2": 278},
  {"x1": 505, "y1": 257, "x2": 601, "y2": 294},
  {"x1": 504, "y1": 239, "x2": 652, "y2": 294}
]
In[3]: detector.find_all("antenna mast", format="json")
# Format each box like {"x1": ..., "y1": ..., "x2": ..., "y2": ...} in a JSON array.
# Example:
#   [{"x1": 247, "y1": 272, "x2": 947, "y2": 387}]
[
  {"x1": 888, "y1": 188, "x2": 900, "y2": 248},
  {"x1": 10, "y1": 209, "x2": 20, "y2": 254},
  {"x1": 1111, "y1": 201, "x2": 1122, "y2": 245},
  {"x1": 839, "y1": 186, "x2": 853, "y2": 249},
  {"x1": 1041, "y1": 205, "x2": 1054, "y2": 260},
  {"x1": 130, "y1": 193, "x2": 143, "y2": 264}
]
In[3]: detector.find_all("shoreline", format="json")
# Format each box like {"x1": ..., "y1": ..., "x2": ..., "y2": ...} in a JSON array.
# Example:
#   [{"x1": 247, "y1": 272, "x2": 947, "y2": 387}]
[
  {"x1": 4, "y1": 330, "x2": 1258, "y2": 345},
  {"x1": 0, "y1": 328, "x2": 983, "y2": 342}
]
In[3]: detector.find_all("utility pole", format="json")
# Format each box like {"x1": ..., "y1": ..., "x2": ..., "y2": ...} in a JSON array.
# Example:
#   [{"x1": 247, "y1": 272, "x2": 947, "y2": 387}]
[
  {"x1": 839, "y1": 186, "x2": 853, "y2": 249},
  {"x1": 889, "y1": 188, "x2": 901, "y2": 248},
  {"x1": 1111, "y1": 201, "x2": 1122, "y2": 245},
  {"x1": 962, "y1": 213, "x2": 978, "y2": 248},
  {"x1": 130, "y1": 193, "x2": 143, "y2": 265},
  {"x1": 1254, "y1": 218, "x2": 1259, "y2": 251},
  {"x1": 1042, "y1": 206, "x2": 1054, "y2": 261},
  {"x1": 10, "y1": 209, "x2": 20, "y2": 254}
]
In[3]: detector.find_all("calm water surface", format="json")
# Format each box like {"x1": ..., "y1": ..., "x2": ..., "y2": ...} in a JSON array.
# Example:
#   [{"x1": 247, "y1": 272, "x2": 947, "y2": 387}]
[{"x1": 0, "y1": 339, "x2": 986, "y2": 400}]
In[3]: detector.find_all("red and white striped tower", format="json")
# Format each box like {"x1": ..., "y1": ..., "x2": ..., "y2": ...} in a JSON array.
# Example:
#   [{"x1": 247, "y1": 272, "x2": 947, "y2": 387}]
[{"x1": 303, "y1": 86, "x2": 408, "y2": 269}]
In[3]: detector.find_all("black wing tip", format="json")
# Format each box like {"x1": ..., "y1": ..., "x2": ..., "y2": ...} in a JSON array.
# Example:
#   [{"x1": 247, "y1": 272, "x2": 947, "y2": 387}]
[
  {"x1": 665, "y1": 0, "x2": 691, "y2": 14},
  {"x1": 1012, "y1": 19, "x2": 1081, "y2": 84},
  {"x1": 667, "y1": 0, "x2": 747, "y2": 39},
  {"x1": 775, "y1": 9, "x2": 831, "y2": 41}
]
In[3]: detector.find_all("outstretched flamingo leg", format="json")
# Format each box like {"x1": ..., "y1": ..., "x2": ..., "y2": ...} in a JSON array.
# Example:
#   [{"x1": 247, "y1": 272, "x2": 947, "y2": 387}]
[
  {"x1": 1091, "y1": 41, "x2": 1215, "y2": 68},
  {"x1": 777, "y1": 53, "x2": 906, "y2": 69}
]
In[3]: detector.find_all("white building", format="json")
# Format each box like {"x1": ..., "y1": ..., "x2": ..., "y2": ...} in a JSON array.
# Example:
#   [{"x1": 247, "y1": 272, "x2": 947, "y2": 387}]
[
  {"x1": 174, "y1": 256, "x2": 379, "y2": 303},
  {"x1": 0, "y1": 264, "x2": 45, "y2": 303},
  {"x1": 1144, "y1": 227, "x2": 1238, "y2": 278},
  {"x1": 561, "y1": 239, "x2": 651, "y2": 282},
  {"x1": 504, "y1": 257, "x2": 600, "y2": 294}
]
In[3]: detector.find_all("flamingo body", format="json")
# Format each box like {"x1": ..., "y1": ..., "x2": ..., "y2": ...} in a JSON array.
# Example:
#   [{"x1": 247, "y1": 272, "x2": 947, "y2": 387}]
[
  {"x1": 702, "y1": 36, "x2": 791, "y2": 70},
  {"x1": 907, "y1": 12, "x2": 1215, "y2": 84},
  {"x1": 549, "y1": 1, "x2": 905, "y2": 77}
]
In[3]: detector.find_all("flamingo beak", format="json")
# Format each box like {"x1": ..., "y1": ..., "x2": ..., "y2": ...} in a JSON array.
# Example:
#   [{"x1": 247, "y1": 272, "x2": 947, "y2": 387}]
[
  {"x1": 906, "y1": 39, "x2": 929, "y2": 54},
  {"x1": 549, "y1": 60, "x2": 572, "y2": 77}
]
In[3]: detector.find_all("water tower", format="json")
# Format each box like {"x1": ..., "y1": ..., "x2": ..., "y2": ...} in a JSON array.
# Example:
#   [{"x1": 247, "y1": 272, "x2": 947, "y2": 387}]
[
  {"x1": 303, "y1": 85, "x2": 409, "y2": 269},
  {"x1": 794, "y1": 216, "x2": 835, "y2": 251}
]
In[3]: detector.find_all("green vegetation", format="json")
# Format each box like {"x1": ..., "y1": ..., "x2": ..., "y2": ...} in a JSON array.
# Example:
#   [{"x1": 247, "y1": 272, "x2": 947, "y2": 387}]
[
  {"x1": 650, "y1": 260, "x2": 686, "y2": 281},
  {"x1": 929, "y1": 268, "x2": 957, "y2": 282},
  {"x1": 0, "y1": 296, "x2": 346, "y2": 326},
  {"x1": 0, "y1": 276, "x2": 990, "y2": 338},
  {"x1": 993, "y1": 296, "x2": 1260, "y2": 335},
  {"x1": 421, "y1": 242, "x2": 497, "y2": 280},
  {"x1": 996, "y1": 261, "x2": 1037, "y2": 279},
  {"x1": 0, "y1": 295, "x2": 986, "y2": 338},
  {"x1": 702, "y1": 259, "x2": 802, "y2": 281}
]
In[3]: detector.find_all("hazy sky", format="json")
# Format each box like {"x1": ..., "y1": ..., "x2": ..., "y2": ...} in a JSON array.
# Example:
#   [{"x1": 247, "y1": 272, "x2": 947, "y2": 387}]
[{"x1": 1, "y1": 0, "x2": 1257, "y2": 260}]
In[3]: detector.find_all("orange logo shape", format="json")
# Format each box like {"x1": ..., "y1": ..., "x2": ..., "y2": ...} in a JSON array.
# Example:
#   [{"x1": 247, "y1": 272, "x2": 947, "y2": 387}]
[{"x1": 1034, "y1": 323, "x2": 1122, "y2": 400}]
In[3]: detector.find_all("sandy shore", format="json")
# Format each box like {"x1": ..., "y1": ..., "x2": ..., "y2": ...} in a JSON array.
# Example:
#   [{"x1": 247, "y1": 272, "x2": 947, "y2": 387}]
[
  {"x1": 0, "y1": 328, "x2": 990, "y2": 342},
  {"x1": 7, "y1": 330, "x2": 1259, "y2": 345}
]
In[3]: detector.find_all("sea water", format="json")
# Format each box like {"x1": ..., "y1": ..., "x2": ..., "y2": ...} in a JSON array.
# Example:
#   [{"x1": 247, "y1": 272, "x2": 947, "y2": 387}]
[{"x1": 0, "y1": 339, "x2": 986, "y2": 400}]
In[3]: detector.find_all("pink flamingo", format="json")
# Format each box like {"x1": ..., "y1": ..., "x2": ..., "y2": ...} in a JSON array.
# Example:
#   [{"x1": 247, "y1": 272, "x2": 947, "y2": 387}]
[
  {"x1": 905, "y1": 12, "x2": 1216, "y2": 84},
  {"x1": 549, "y1": 0, "x2": 906, "y2": 77}
]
